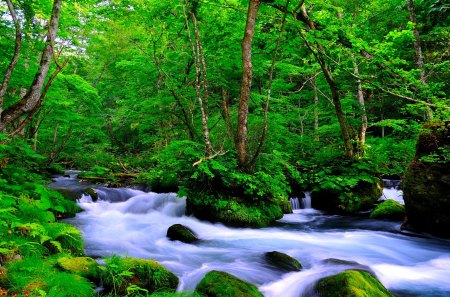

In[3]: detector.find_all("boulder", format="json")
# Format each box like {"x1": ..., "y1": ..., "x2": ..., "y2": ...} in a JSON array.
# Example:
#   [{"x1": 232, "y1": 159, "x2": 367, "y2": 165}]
[
  {"x1": 186, "y1": 195, "x2": 287, "y2": 228},
  {"x1": 84, "y1": 188, "x2": 98, "y2": 202},
  {"x1": 370, "y1": 200, "x2": 405, "y2": 220},
  {"x1": 321, "y1": 258, "x2": 374, "y2": 275},
  {"x1": 102, "y1": 257, "x2": 178, "y2": 295},
  {"x1": 312, "y1": 181, "x2": 382, "y2": 213},
  {"x1": 166, "y1": 224, "x2": 198, "y2": 243},
  {"x1": 264, "y1": 251, "x2": 302, "y2": 272},
  {"x1": 403, "y1": 122, "x2": 450, "y2": 237},
  {"x1": 314, "y1": 270, "x2": 394, "y2": 297},
  {"x1": 195, "y1": 270, "x2": 264, "y2": 297},
  {"x1": 56, "y1": 257, "x2": 100, "y2": 282}
]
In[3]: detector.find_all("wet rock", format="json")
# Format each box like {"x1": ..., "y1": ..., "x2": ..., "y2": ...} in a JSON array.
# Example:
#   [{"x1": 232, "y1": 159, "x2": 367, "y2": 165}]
[
  {"x1": 265, "y1": 251, "x2": 302, "y2": 272},
  {"x1": 84, "y1": 188, "x2": 98, "y2": 202},
  {"x1": 166, "y1": 224, "x2": 198, "y2": 243},
  {"x1": 195, "y1": 270, "x2": 264, "y2": 297},
  {"x1": 370, "y1": 200, "x2": 405, "y2": 220},
  {"x1": 403, "y1": 121, "x2": 450, "y2": 237},
  {"x1": 56, "y1": 257, "x2": 100, "y2": 282},
  {"x1": 321, "y1": 258, "x2": 374, "y2": 275},
  {"x1": 186, "y1": 195, "x2": 287, "y2": 228},
  {"x1": 102, "y1": 257, "x2": 178, "y2": 295},
  {"x1": 312, "y1": 181, "x2": 382, "y2": 213},
  {"x1": 314, "y1": 270, "x2": 394, "y2": 297}
]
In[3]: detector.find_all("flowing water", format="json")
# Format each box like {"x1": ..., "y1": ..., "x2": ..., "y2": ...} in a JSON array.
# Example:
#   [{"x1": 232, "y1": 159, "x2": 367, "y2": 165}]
[{"x1": 55, "y1": 176, "x2": 450, "y2": 297}]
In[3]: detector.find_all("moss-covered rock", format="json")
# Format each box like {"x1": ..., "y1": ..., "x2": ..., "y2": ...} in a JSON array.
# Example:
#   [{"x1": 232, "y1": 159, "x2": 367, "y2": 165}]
[
  {"x1": 167, "y1": 224, "x2": 198, "y2": 243},
  {"x1": 403, "y1": 121, "x2": 450, "y2": 237},
  {"x1": 84, "y1": 188, "x2": 98, "y2": 202},
  {"x1": 312, "y1": 181, "x2": 382, "y2": 213},
  {"x1": 314, "y1": 270, "x2": 394, "y2": 297},
  {"x1": 186, "y1": 195, "x2": 288, "y2": 228},
  {"x1": 264, "y1": 251, "x2": 302, "y2": 272},
  {"x1": 195, "y1": 270, "x2": 263, "y2": 297},
  {"x1": 102, "y1": 257, "x2": 178, "y2": 295},
  {"x1": 56, "y1": 257, "x2": 100, "y2": 282},
  {"x1": 370, "y1": 200, "x2": 405, "y2": 220}
]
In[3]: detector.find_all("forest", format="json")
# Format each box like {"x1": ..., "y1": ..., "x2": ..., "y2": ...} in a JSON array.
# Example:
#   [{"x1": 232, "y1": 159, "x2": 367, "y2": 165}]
[{"x1": 0, "y1": 0, "x2": 449, "y2": 296}]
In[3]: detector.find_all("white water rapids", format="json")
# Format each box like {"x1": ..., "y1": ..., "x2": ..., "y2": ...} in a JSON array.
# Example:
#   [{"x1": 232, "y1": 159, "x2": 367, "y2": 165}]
[{"x1": 62, "y1": 185, "x2": 450, "y2": 297}]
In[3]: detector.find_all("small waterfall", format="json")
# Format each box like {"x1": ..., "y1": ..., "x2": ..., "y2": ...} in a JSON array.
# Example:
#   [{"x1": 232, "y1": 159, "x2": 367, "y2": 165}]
[
  {"x1": 290, "y1": 192, "x2": 312, "y2": 210},
  {"x1": 301, "y1": 192, "x2": 312, "y2": 209},
  {"x1": 94, "y1": 187, "x2": 145, "y2": 202},
  {"x1": 380, "y1": 179, "x2": 404, "y2": 205},
  {"x1": 290, "y1": 197, "x2": 301, "y2": 210}
]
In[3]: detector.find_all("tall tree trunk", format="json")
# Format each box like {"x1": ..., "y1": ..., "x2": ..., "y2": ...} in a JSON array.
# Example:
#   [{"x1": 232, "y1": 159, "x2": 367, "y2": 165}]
[
  {"x1": 184, "y1": 0, "x2": 212, "y2": 157},
  {"x1": 0, "y1": 0, "x2": 22, "y2": 117},
  {"x1": 0, "y1": 0, "x2": 62, "y2": 131},
  {"x1": 295, "y1": 4, "x2": 354, "y2": 159},
  {"x1": 312, "y1": 76, "x2": 319, "y2": 141},
  {"x1": 406, "y1": 0, "x2": 433, "y2": 121},
  {"x1": 249, "y1": 0, "x2": 290, "y2": 168},
  {"x1": 221, "y1": 87, "x2": 233, "y2": 139},
  {"x1": 236, "y1": 0, "x2": 261, "y2": 168},
  {"x1": 353, "y1": 55, "x2": 368, "y2": 155}
]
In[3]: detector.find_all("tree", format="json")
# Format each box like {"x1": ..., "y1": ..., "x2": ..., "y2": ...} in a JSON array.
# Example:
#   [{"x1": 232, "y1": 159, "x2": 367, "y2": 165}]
[
  {"x1": 0, "y1": 0, "x2": 63, "y2": 132},
  {"x1": 236, "y1": 0, "x2": 262, "y2": 169}
]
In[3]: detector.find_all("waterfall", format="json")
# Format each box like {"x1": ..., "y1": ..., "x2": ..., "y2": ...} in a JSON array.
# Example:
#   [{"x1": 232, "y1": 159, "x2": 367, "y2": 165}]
[
  {"x1": 290, "y1": 192, "x2": 312, "y2": 210},
  {"x1": 301, "y1": 192, "x2": 312, "y2": 209},
  {"x1": 290, "y1": 197, "x2": 301, "y2": 210},
  {"x1": 380, "y1": 179, "x2": 404, "y2": 205}
]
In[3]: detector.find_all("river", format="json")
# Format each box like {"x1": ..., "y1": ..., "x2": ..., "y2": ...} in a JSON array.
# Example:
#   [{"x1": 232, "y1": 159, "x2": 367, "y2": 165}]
[{"x1": 53, "y1": 173, "x2": 450, "y2": 296}]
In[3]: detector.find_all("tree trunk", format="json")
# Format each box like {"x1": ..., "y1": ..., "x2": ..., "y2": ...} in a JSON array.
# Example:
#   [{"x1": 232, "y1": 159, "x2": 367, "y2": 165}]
[
  {"x1": 296, "y1": 4, "x2": 354, "y2": 159},
  {"x1": 406, "y1": 0, "x2": 433, "y2": 121},
  {"x1": 236, "y1": 0, "x2": 261, "y2": 168},
  {"x1": 312, "y1": 76, "x2": 319, "y2": 141},
  {"x1": 249, "y1": 0, "x2": 290, "y2": 168},
  {"x1": 0, "y1": 0, "x2": 22, "y2": 117},
  {"x1": 184, "y1": 0, "x2": 212, "y2": 157},
  {"x1": 0, "y1": 0, "x2": 62, "y2": 131},
  {"x1": 353, "y1": 55, "x2": 368, "y2": 155}
]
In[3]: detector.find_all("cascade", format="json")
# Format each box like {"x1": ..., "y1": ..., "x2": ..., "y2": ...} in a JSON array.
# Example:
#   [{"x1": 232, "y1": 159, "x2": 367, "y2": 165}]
[
  {"x1": 54, "y1": 173, "x2": 450, "y2": 297},
  {"x1": 301, "y1": 192, "x2": 312, "y2": 209},
  {"x1": 289, "y1": 197, "x2": 300, "y2": 210}
]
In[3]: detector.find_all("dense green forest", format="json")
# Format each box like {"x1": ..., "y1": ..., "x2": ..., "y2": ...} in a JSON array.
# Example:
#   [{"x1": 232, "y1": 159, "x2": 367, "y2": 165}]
[{"x1": 0, "y1": 0, "x2": 449, "y2": 296}]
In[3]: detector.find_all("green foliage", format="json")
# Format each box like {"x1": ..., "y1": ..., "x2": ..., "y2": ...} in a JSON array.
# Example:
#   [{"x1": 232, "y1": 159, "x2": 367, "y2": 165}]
[
  {"x1": 78, "y1": 166, "x2": 113, "y2": 179},
  {"x1": 6, "y1": 257, "x2": 94, "y2": 297},
  {"x1": 100, "y1": 256, "x2": 179, "y2": 296}
]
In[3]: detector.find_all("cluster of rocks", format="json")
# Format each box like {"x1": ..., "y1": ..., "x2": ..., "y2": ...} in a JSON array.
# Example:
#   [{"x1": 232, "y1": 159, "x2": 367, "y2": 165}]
[{"x1": 162, "y1": 223, "x2": 394, "y2": 297}]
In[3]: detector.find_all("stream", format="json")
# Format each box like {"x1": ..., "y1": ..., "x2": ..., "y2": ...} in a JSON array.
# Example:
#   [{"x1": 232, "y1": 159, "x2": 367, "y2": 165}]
[{"x1": 53, "y1": 173, "x2": 450, "y2": 297}]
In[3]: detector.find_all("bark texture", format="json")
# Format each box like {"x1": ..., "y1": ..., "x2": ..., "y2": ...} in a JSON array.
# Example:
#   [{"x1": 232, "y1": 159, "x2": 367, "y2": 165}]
[
  {"x1": 236, "y1": 0, "x2": 261, "y2": 168},
  {"x1": 0, "y1": 0, "x2": 63, "y2": 131}
]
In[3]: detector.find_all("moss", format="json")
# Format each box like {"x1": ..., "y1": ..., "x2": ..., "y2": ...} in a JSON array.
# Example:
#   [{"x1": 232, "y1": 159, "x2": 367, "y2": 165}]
[
  {"x1": 370, "y1": 200, "x2": 405, "y2": 220},
  {"x1": 312, "y1": 181, "x2": 382, "y2": 213},
  {"x1": 56, "y1": 257, "x2": 100, "y2": 282},
  {"x1": 102, "y1": 257, "x2": 178, "y2": 295},
  {"x1": 84, "y1": 188, "x2": 98, "y2": 202},
  {"x1": 186, "y1": 195, "x2": 285, "y2": 228},
  {"x1": 167, "y1": 224, "x2": 198, "y2": 243},
  {"x1": 265, "y1": 251, "x2": 302, "y2": 272},
  {"x1": 195, "y1": 270, "x2": 263, "y2": 297},
  {"x1": 315, "y1": 270, "x2": 394, "y2": 297}
]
